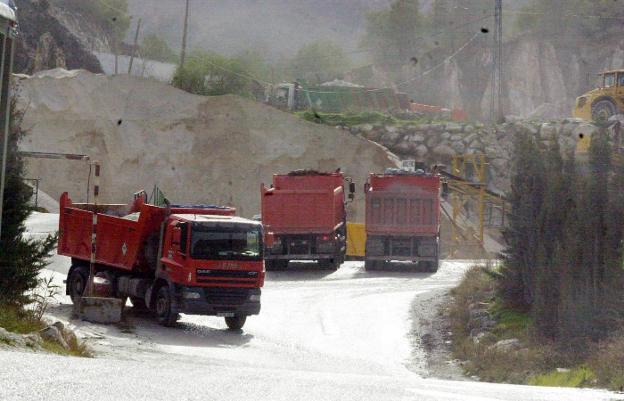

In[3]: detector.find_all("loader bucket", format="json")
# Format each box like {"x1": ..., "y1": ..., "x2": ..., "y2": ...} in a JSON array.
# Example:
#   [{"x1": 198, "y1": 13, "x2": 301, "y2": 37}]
[{"x1": 76, "y1": 297, "x2": 123, "y2": 324}]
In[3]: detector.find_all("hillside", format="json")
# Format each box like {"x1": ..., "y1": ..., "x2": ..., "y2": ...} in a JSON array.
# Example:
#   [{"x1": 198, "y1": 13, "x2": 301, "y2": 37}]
[
  {"x1": 16, "y1": 69, "x2": 397, "y2": 220},
  {"x1": 127, "y1": 0, "x2": 391, "y2": 58}
]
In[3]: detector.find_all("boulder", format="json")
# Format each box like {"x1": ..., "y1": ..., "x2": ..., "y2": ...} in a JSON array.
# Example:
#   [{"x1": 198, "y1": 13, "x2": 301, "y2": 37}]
[
  {"x1": 491, "y1": 338, "x2": 522, "y2": 353},
  {"x1": 432, "y1": 143, "x2": 456, "y2": 158},
  {"x1": 39, "y1": 326, "x2": 69, "y2": 350},
  {"x1": 445, "y1": 122, "x2": 464, "y2": 133},
  {"x1": 415, "y1": 144, "x2": 429, "y2": 159},
  {"x1": 0, "y1": 327, "x2": 25, "y2": 346}
]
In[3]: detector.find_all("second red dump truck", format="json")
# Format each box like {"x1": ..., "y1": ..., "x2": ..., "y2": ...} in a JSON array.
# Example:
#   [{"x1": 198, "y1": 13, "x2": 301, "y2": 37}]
[
  {"x1": 59, "y1": 191, "x2": 264, "y2": 329},
  {"x1": 364, "y1": 169, "x2": 441, "y2": 271},
  {"x1": 261, "y1": 170, "x2": 355, "y2": 271}
]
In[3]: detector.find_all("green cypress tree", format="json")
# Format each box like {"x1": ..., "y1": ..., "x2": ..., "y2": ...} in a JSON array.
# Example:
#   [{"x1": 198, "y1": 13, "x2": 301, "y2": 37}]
[{"x1": 0, "y1": 100, "x2": 56, "y2": 306}]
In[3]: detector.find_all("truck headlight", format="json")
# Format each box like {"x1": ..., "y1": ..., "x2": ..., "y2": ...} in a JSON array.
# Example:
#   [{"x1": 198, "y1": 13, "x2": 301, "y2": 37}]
[{"x1": 249, "y1": 294, "x2": 261, "y2": 302}]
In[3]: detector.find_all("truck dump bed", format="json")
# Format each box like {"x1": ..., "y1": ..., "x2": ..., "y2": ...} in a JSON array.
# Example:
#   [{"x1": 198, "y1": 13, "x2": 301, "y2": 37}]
[
  {"x1": 366, "y1": 173, "x2": 440, "y2": 236},
  {"x1": 261, "y1": 172, "x2": 345, "y2": 234},
  {"x1": 58, "y1": 192, "x2": 235, "y2": 272}
]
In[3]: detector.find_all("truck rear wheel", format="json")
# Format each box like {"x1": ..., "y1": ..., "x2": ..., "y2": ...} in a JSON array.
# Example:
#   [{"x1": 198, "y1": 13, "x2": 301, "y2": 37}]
[
  {"x1": 364, "y1": 259, "x2": 379, "y2": 271},
  {"x1": 318, "y1": 259, "x2": 337, "y2": 271},
  {"x1": 419, "y1": 260, "x2": 439, "y2": 273},
  {"x1": 225, "y1": 315, "x2": 246, "y2": 330},
  {"x1": 155, "y1": 286, "x2": 179, "y2": 327},
  {"x1": 68, "y1": 266, "x2": 89, "y2": 304},
  {"x1": 265, "y1": 260, "x2": 288, "y2": 271},
  {"x1": 130, "y1": 297, "x2": 148, "y2": 311}
]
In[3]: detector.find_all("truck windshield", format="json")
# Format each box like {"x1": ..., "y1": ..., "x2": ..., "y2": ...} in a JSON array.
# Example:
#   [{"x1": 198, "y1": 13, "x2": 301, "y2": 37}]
[{"x1": 190, "y1": 223, "x2": 262, "y2": 260}]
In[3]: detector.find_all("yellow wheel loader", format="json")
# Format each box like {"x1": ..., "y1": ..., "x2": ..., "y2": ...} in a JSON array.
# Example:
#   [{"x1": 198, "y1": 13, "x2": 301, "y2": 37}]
[{"x1": 573, "y1": 70, "x2": 624, "y2": 122}]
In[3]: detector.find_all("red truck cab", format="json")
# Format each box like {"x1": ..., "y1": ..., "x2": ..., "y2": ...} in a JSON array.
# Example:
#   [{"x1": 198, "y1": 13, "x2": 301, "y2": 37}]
[
  {"x1": 364, "y1": 169, "x2": 441, "y2": 271},
  {"x1": 59, "y1": 191, "x2": 264, "y2": 329},
  {"x1": 261, "y1": 170, "x2": 354, "y2": 271}
]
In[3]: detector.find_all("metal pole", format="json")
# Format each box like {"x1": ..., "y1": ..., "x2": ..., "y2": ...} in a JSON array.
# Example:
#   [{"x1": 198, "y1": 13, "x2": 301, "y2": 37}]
[
  {"x1": 87, "y1": 162, "x2": 100, "y2": 297},
  {"x1": 34, "y1": 178, "x2": 39, "y2": 209},
  {"x1": 0, "y1": 35, "x2": 14, "y2": 240},
  {"x1": 180, "y1": 0, "x2": 190, "y2": 67},
  {"x1": 490, "y1": 0, "x2": 503, "y2": 123},
  {"x1": 128, "y1": 18, "x2": 142, "y2": 75}
]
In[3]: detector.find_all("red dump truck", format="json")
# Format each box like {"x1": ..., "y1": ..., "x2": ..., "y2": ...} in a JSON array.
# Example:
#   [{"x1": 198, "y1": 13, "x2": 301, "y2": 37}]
[
  {"x1": 261, "y1": 170, "x2": 355, "y2": 271},
  {"x1": 59, "y1": 191, "x2": 264, "y2": 329},
  {"x1": 364, "y1": 170, "x2": 441, "y2": 271}
]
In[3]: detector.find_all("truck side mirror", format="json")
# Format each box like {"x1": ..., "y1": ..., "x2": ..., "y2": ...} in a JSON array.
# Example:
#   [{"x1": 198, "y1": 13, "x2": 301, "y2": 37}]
[{"x1": 364, "y1": 183, "x2": 371, "y2": 194}]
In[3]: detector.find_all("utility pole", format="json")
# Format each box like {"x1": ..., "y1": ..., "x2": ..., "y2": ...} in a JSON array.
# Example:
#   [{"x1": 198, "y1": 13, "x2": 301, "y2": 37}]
[
  {"x1": 0, "y1": 26, "x2": 16, "y2": 241},
  {"x1": 490, "y1": 0, "x2": 503, "y2": 123},
  {"x1": 180, "y1": 0, "x2": 190, "y2": 67},
  {"x1": 128, "y1": 18, "x2": 142, "y2": 75}
]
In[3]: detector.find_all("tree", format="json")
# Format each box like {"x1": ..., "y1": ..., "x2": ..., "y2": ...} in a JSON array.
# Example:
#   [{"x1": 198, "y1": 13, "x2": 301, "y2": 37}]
[
  {"x1": 62, "y1": 0, "x2": 131, "y2": 42},
  {"x1": 140, "y1": 34, "x2": 177, "y2": 63},
  {"x1": 0, "y1": 100, "x2": 56, "y2": 306},
  {"x1": 172, "y1": 51, "x2": 255, "y2": 97},
  {"x1": 364, "y1": 0, "x2": 424, "y2": 67},
  {"x1": 500, "y1": 129, "x2": 624, "y2": 343},
  {"x1": 233, "y1": 49, "x2": 272, "y2": 83},
  {"x1": 288, "y1": 40, "x2": 352, "y2": 85}
]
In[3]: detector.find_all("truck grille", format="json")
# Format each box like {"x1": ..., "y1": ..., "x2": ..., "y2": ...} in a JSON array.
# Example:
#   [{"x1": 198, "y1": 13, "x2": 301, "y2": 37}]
[
  {"x1": 205, "y1": 287, "x2": 252, "y2": 305},
  {"x1": 196, "y1": 269, "x2": 258, "y2": 281}
]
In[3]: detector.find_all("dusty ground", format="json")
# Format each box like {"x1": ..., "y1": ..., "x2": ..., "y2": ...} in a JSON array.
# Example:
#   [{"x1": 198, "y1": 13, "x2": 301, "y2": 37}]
[
  {"x1": 2, "y1": 213, "x2": 623, "y2": 401},
  {"x1": 16, "y1": 69, "x2": 397, "y2": 221},
  {"x1": 409, "y1": 288, "x2": 466, "y2": 381}
]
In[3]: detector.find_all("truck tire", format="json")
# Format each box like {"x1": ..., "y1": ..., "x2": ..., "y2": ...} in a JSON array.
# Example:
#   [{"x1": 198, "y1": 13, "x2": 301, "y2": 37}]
[
  {"x1": 318, "y1": 259, "x2": 337, "y2": 271},
  {"x1": 364, "y1": 259, "x2": 378, "y2": 271},
  {"x1": 225, "y1": 315, "x2": 247, "y2": 330},
  {"x1": 155, "y1": 286, "x2": 179, "y2": 327},
  {"x1": 130, "y1": 297, "x2": 148, "y2": 311},
  {"x1": 419, "y1": 260, "x2": 439, "y2": 273},
  {"x1": 266, "y1": 260, "x2": 288, "y2": 271},
  {"x1": 68, "y1": 265, "x2": 89, "y2": 304},
  {"x1": 592, "y1": 100, "x2": 617, "y2": 122}
]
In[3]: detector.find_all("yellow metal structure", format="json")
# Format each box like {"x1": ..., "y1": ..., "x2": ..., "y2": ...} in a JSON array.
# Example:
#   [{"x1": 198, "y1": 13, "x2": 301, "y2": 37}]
[
  {"x1": 446, "y1": 154, "x2": 507, "y2": 256},
  {"x1": 573, "y1": 70, "x2": 624, "y2": 121},
  {"x1": 346, "y1": 222, "x2": 366, "y2": 258}
]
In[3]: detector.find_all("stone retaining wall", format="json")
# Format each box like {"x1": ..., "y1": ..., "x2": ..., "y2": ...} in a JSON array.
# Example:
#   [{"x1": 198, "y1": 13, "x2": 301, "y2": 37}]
[{"x1": 348, "y1": 119, "x2": 600, "y2": 193}]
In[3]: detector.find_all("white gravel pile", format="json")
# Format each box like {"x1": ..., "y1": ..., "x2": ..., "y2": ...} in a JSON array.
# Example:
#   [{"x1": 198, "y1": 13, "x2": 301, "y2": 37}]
[{"x1": 16, "y1": 69, "x2": 397, "y2": 219}]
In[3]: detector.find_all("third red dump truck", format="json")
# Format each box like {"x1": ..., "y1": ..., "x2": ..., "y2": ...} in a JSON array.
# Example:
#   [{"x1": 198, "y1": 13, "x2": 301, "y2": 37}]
[
  {"x1": 261, "y1": 170, "x2": 355, "y2": 271},
  {"x1": 59, "y1": 190, "x2": 264, "y2": 329},
  {"x1": 364, "y1": 169, "x2": 441, "y2": 271}
]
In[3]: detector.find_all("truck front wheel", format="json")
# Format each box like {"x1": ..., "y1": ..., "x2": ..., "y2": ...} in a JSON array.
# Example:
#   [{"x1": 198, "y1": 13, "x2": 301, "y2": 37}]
[
  {"x1": 225, "y1": 315, "x2": 246, "y2": 330},
  {"x1": 155, "y1": 286, "x2": 179, "y2": 327}
]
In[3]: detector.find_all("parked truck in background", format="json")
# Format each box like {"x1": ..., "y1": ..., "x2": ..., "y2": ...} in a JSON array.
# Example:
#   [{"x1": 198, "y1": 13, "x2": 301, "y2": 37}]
[
  {"x1": 364, "y1": 169, "x2": 441, "y2": 271},
  {"x1": 261, "y1": 170, "x2": 355, "y2": 271},
  {"x1": 59, "y1": 191, "x2": 264, "y2": 329}
]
